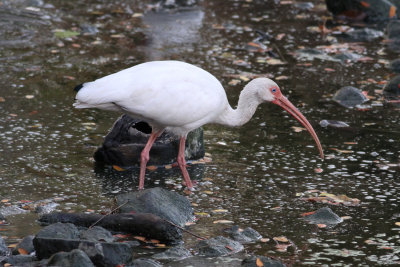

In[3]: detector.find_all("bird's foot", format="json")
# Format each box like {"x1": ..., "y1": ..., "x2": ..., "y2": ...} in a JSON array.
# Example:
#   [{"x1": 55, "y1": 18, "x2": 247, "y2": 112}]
[{"x1": 182, "y1": 180, "x2": 198, "y2": 191}]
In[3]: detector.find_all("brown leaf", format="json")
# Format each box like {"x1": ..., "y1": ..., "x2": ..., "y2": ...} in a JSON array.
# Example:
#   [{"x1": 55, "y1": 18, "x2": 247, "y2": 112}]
[
  {"x1": 133, "y1": 236, "x2": 147, "y2": 242},
  {"x1": 317, "y1": 224, "x2": 327, "y2": 228},
  {"x1": 301, "y1": 211, "x2": 316, "y2": 217},
  {"x1": 273, "y1": 236, "x2": 289, "y2": 243},
  {"x1": 389, "y1": 6, "x2": 396, "y2": 18},
  {"x1": 112, "y1": 165, "x2": 125, "y2": 171},
  {"x1": 225, "y1": 245, "x2": 234, "y2": 251},
  {"x1": 146, "y1": 165, "x2": 157, "y2": 171},
  {"x1": 18, "y1": 248, "x2": 29, "y2": 255}
]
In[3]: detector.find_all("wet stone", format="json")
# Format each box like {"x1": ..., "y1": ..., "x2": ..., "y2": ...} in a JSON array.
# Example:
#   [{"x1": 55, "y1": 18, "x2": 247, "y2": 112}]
[
  {"x1": 116, "y1": 187, "x2": 194, "y2": 227},
  {"x1": 387, "y1": 20, "x2": 400, "y2": 40},
  {"x1": 78, "y1": 241, "x2": 132, "y2": 267},
  {"x1": 196, "y1": 236, "x2": 244, "y2": 257},
  {"x1": 13, "y1": 235, "x2": 35, "y2": 255},
  {"x1": 35, "y1": 222, "x2": 80, "y2": 240},
  {"x1": 1, "y1": 255, "x2": 37, "y2": 266},
  {"x1": 303, "y1": 207, "x2": 343, "y2": 225},
  {"x1": 128, "y1": 258, "x2": 163, "y2": 267},
  {"x1": 340, "y1": 28, "x2": 384, "y2": 42},
  {"x1": 241, "y1": 255, "x2": 286, "y2": 267},
  {"x1": 0, "y1": 235, "x2": 7, "y2": 256},
  {"x1": 332, "y1": 86, "x2": 368, "y2": 108},
  {"x1": 80, "y1": 226, "x2": 115, "y2": 243},
  {"x1": 152, "y1": 245, "x2": 192, "y2": 261},
  {"x1": 320, "y1": 120, "x2": 350, "y2": 128},
  {"x1": 226, "y1": 225, "x2": 262, "y2": 244},
  {"x1": 47, "y1": 249, "x2": 95, "y2": 267},
  {"x1": 384, "y1": 75, "x2": 400, "y2": 101},
  {"x1": 294, "y1": 2, "x2": 314, "y2": 10},
  {"x1": 389, "y1": 58, "x2": 400, "y2": 73},
  {"x1": 94, "y1": 114, "x2": 205, "y2": 167}
]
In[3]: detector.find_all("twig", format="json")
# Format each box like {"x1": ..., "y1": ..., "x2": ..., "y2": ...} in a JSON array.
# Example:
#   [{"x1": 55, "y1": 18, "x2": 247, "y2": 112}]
[
  {"x1": 161, "y1": 218, "x2": 207, "y2": 240},
  {"x1": 88, "y1": 200, "x2": 129, "y2": 229}
]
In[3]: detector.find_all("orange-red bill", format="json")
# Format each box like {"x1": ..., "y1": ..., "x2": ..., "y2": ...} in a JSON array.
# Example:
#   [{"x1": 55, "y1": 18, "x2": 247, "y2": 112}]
[{"x1": 273, "y1": 96, "x2": 324, "y2": 159}]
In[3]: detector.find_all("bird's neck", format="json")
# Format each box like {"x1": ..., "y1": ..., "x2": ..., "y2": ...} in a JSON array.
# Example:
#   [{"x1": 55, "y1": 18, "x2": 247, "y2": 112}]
[{"x1": 217, "y1": 85, "x2": 263, "y2": 127}]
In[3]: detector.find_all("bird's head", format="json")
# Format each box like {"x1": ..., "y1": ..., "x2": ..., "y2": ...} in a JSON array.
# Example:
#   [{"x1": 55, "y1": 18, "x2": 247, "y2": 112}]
[{"x1": 250, "y1": 77, "x2": 324, "y2": 159}]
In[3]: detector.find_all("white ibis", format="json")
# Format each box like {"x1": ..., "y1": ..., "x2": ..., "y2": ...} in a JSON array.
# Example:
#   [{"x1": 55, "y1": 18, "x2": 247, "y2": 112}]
[{"x1": 74, "y1": 60, "x2": 324, "y2": 190}]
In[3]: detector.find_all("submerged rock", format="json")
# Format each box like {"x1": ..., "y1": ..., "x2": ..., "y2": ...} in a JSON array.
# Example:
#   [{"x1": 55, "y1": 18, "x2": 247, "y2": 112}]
[
  {"x1": 116, "y1": 187, "x2": 194, "y2": 227},
  {"x1": 389, "y1": 58, "x2": 400, "y2": 73},
  {"x1": 128, "y1": 258, "x2": 163, "y2": 267},
  {"x1": 47, "y1": 249, "x2": 94, "y2": 267},
  {"x1": 303, "y1": 207, "x2": 343, "y2": 225},
  {"x1": 332, "y1": 86, "x2": 368, "y2": 108},
  {"x1": 1, "y1": 255, "x2": 38, "y2": 266},
  {"x1": 152, "y1": 245, "x2": 192, "y2": 261},
  {"x1": 79, "y1": 226, "x2": 115, "y2": 243},
  {"x1": 94, "y1": 114, "x2": 205, "y2": 167},
  {"x1": 340, "y1": 28, "x2": 384, "y2": 42},
  {"x1": 12, "y1": 235, "x2": 35, "y2": 255},
  {"x1": 383, "y1": 75, "x2": 400, "y2": 101},
  {"x1": 196, "y1": 236, "x2": 244, "y2": 257},
  {"x1": 241, "y1": 255, "x2": 286, "y2": 267},
  {"x1": 78, "y1": 241, "x2": 132, "y2": 267},
  {"x1": 226, "y1": 225, "x2": 262, "y2": 244},
  {"x1": 0, "y1": 235, "x2": 7, "y2": 256}
]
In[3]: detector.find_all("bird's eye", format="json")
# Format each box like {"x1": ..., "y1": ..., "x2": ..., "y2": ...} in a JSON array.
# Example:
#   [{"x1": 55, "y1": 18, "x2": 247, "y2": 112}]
[{"x1": 271, "y1": 87, "x2": 277, "y2": 94}]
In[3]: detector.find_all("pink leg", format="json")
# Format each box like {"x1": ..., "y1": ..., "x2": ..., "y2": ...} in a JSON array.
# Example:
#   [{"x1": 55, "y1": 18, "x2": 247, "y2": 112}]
[
  {"x1": 138, "y1": 131, "x2": 162, "y2": 190},
  {"x1": 177, "y1": 136, "x2": 193, "y2": 189}
]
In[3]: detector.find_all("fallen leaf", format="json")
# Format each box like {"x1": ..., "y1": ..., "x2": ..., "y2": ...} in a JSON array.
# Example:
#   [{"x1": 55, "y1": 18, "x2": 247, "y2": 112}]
[
  {"x1": 194, "y1": 212, "x2": 210, "y2": 217},
  {"x1": 341, "y1": 216, "x2": 352, "y2": 220},
  {"x1": 112, "y1": 165, "x2": 125, "y2": 171},
  {"x1": 228, "y1": 79, "x2": 241, "y2": 86},
  {"x1": 1, "y1": 199, "x2": 9, "y2": 203},
  {"x1": 266, "y1": 58, "x2": 285, "y2": 65},
  {"x1": 260, "y1": 238, "x2": 270, "y2": 243},
  {"x1": 18, "y1": 248, "x2": 29, "y2": 255},
  {"x1": 213, "y1": 220, "x2": 234, "y2": 224},
  {"x1": 155, "y1": 243, "x2": 166, "y2": 247},
  {"x1": 389, "y1": 5, "x2": 396, "y2": 18},
  {"x1": 225, "y1": 245, "x2": 234, "y2": 251},
  {"x1": 360, "y1": 1, "x2": 370, "y2": 7},
  {"x1": 273, "y1": 236, "x2": 289, "y2": 243},
  {"x1": 275, "y1": 75, "x2": 289, "y2": 80},
  {"x1": 185, "y1": 221, "x2": 196, "y2": 226},
  {"x1": 0, "y1": 97, "x2": 5, "y2": 102},
  {"x1": 132, "y1": 13, "x2": 143, "y2": 18},
  {"x1": 25, "y1": 95, "x2": 34, "y2": 99},
  {"x1": 317, "y1": 224, "x2": 327, "y2": 228},
  {"x1": 133, "y1": 236, "x2": 147, "y2": 242},
  {"x1": 301, "y1": 211, "x2": 316, "y2": 217},
  {"x1": 292, "y1": 126, "x2": 306, "y2": 132},
  {"x1": 324, "y1": 68, "x2": 336, "y2": 72},
  {"x1": 8, "y1": 243, "x2": 18, "y2": 248},
  {"x1": 314, "y1": 168, "x2": 323, "y2": 173},
  {"x1": 146, "y1": 165, "x2": 157, "y2": 171},
  {"x1": 149, "y1": 239, "x2": 160, "y2": 244},
  {"x1": 395, "y1": 222, "x2": 400, "y2": 226},
  {"x1": 212, "y1": 209, "x2": 229, "y2": 213},
  {"x1": 256, "y1": 257, "x2": 264, "y2": 267}
]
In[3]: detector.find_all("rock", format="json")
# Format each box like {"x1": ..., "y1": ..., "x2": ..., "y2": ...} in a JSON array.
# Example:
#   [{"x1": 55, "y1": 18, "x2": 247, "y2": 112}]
[
  {"x1": 333, "y1": 51, "x2": 362, "y2": 63},
  {"x1": 1, "y1": 255, "x2": 37, "y2": 266},
  {"x1": 196, "y1": 236, "x2": 244, "y2": 257},
  {"x1": 35, "y1": 222, "x2": 80, "y2": 239},
  {"x1": 326, "y1": 0, "x2": 399, "y2": 22},
  {"x1": 161, "y1": 0, "x2": 198, "y2": 8},
  {"x1": 0, "y1": 213, "x2": 5, "y2": 221},
  {"x1": 294, "y1": 2, "x2": 314, "y2": 10},
  {"x1": 80, "y1": 24, "x2": 99, "y2": 35},
  {"x1": 128, "y1": 258, "x2": 163, "y2": 267},
  {"x1": 34, "y1": 202, "x2": 59, "y2": 215},
  {"x1": 241, "y1": 255, "x2": 286, "y2": 267},
  {"x1": 332, "y1": 86, "x2": 368, "y2": 108},
  {"x1": 387, "y1": 19, "x2": 400, "y2": 40},
  {"x1": 78, "y1": 241, "x2": 132, "y2": 267},
  {"x1": 93, "y1": 114, "x2": 204, "y2": 167},
  {"x1": 13, "y1": 235, "x2": 35, "y2": 255},
  {"x1": 226, "y1": 226, "x2": 262, "y2": 244},
  {"x1": 341, "y1": 28, "x2": 384, "y2": 42},
  {"x1": 319, "y1": 120, "x2": 350, "y2": 128},
  {"x1": 47, "y1": 249, "x2": 94, "y2": 267},
  {"x1": 152, "y1": 245, "x2": 192, "y2": 261},
  {"x1": 80, "y1": 226, "x2": 115, "y2": 243},
  {"x1": 383, "y1": 75, "x2": 400, "y2": 101},
  {"x1": 0, "y1": 235, "x2": 8, "y2": 256},
  {"x1": 389, "y1": 58, "x2": 400, "y2": 73},
  {"x1": 303, "y1": 207, "x2": 343, "y2": 225},
  {"x1": 116, "y1": 187, "x2": 194, "y2": 227}
]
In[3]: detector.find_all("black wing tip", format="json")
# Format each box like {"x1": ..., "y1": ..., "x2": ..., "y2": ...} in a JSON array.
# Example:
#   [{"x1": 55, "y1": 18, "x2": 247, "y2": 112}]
[{"x1": 74, "y1": 83, "x2": 84, "y2": 92}]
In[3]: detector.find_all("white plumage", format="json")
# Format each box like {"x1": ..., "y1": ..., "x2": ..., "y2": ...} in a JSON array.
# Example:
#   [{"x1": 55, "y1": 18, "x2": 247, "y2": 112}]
[{"x1": 74, "y1": 60, "x2": 323, "y2": 190}]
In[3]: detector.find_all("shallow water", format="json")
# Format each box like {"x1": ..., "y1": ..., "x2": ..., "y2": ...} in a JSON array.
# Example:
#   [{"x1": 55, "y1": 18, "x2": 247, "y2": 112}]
[{"x1": 0, "y1": 0, "x2": 399, "y2": 265}]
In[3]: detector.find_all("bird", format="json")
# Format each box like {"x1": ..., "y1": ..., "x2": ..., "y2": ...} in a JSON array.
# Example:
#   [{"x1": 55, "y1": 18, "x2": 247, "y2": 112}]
[{"x1": 74, "y1": 60, "x2": 324, "y2": 190}]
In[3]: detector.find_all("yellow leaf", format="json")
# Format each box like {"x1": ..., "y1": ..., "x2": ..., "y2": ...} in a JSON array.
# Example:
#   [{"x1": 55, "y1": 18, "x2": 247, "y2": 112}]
[
  {"x1": 317, "y1": 224, "x2": 327, "y2": 228},
  {"x1": 194, "y1": 212, "x2": 210, "y2": 217},
  {"x1": 273, "y1": 236, "x2": 289, "y2": 243},
  {"x1": 389, "y1": 5, "x2": 396, "y2": 18},
  {"x1": 8, "y1": 243, "x2": 18, "y2": 248},
  {"x1": 146, "y1": 165, "x2": 157, "y2": 171},
  {"x1": 260, "y1": 238, "x2": 270, "y2": 243},
  {"x1": 133, "y1": 236, "x2": 147, "y2": 242},
  {"x1": 212, "y1": 209, "x2": 229, "y2": 213},
  {"x1": 1, "y1": 199, "x2": 9, "y2": 203},
  {"x1": 395, "y1": 222, "x2": 400, "y2": 226},
  {"x1": 256, "y1": 257, "x2": 264, "y2": 267}
]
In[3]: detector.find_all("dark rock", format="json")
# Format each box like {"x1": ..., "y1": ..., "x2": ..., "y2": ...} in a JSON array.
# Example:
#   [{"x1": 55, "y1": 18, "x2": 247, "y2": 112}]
[
  {"x1": 39, "y1": 212, "x2": 182, "y2": 244},
  {"x1": 226, "y1": 226, "x2": 262, "y2": 244},
  {"x1": 0, "y1": 235, "x2": 8, "y2": 256},
  {"x1": 303, "y1": 207, "x2": 343, "y2": 225},
  {"x1": 1, "y1": 255, "x2": 37, "y2": 266},
  {"x1": 93, "y1": 115, "x2": 204, "y2": 167},
  {"x1": 152, "y1": 245, "x2": 192, "y2": 261},
  {"x1": 341, "y1": 28, "x2": 383, "y2": 42},
  {"x1": 387, "y1": 19, "x2": 400, "y2": 40},
  {"x1": 47, "y1": 249, "x2": 94, "y2": 267},
  {"x1": 33, "y1": 237, "x2": 80, "y2": 260},
  {"x1": 0, "y1": 213, "x2": 5, "y2": 221},
  {"x1": 196, "y1": 236, "x2": 244, "y2": 257},
  {"x1": 13, "y1": 235, "x2": 35, "y2": 255},
  {"x1": 332, "y1": 86, "x2": 368, "y2": 108},
  {"x1": 78, "y1": 241, "x2": 132, "y2": 267},
  {"x1": 325, "y1": 0, "x2": 398, "y2": 22},
  {"x1": 389, "y1": 58, "x2": 400, "y2": 73},
  {"x1": 80, "y1": 226, "x2": 115, "y2": 243},
  {"x1": 319, "y1": 120, "x2": 350, "y2": 128},
  {"x1": 128, "y1": 258, "x2": 163, "y2": 267},
  {"x1": 116, "y1": 187, "x2": 194, "y2": 227},
  {"x1": 36, "y1": 222, "x2": 80, "y2": 239},
  {"x1": 383, "y1": 75, "x2": 400, "y2": 101},
  {"x1": 242, "y1": 255, "x2": 286, "y2": 267}
]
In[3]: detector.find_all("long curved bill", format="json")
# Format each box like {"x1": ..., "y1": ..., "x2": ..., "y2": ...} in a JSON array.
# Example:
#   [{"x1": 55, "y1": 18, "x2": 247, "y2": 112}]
[{"x1": 273, "y1": 96, "x2": 324, "y2": 159}]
